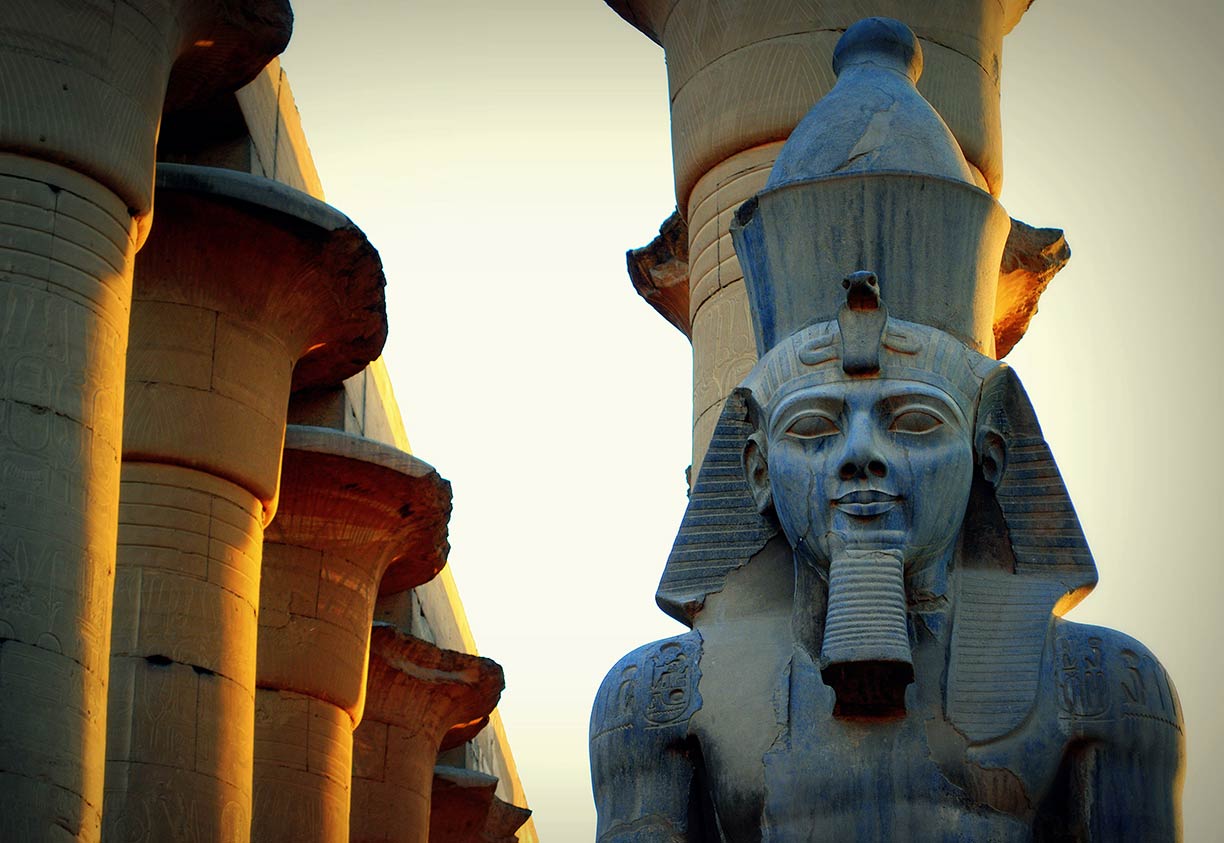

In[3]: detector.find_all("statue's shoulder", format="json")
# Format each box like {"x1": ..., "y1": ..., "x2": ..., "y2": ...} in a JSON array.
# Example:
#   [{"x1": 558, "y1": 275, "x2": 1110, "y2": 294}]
[
  {"x1": 590, "y1": 631, "x2": 703, "y2": 746},
  {"x1": 1044, "y1": 620, "x2": 1184, "y2": 836},
  {"x1": 590, "y1": 632, "x2": 704, "y2": 842},
  {"x1": 1050, "y1": 618, "x2": 1184, "y2": 749}
]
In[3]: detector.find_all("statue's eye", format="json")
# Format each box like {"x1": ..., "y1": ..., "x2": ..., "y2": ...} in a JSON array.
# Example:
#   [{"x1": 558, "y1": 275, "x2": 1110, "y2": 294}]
[
  {"x1": 890, "y1": 409, "x2": 942, "y2": 434},
  {"x1": 785, "y1": 414, "x2": 839, "y2": 439}
]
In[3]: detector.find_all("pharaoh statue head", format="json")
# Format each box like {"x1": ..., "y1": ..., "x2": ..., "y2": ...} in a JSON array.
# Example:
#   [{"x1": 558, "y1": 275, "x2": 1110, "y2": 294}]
[{"x1": 657, "y1": 18, "x2": 1097, "y2": 733}]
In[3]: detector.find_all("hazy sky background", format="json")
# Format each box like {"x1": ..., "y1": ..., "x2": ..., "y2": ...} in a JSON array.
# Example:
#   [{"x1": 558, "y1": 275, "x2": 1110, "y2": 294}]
[{"x1": 280, "y1": 2, "x2": 1222, "y2": 838}]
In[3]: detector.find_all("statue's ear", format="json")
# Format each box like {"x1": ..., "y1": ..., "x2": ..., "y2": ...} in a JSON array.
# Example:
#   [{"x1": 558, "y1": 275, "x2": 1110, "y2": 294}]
[
  {"x1": 978, "y1": 430, "x2": 1006, "y2": 488},
  {"x1": 975, "y1": 366, "x2": 1019, "y2": 489},
  {"x1": 742, "y1": 431, "x2": 772, "y2": 515}
]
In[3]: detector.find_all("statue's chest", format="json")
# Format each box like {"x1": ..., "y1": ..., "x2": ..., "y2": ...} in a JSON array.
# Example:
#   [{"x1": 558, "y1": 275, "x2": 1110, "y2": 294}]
[
  {"x1": 759, "y1": 710, "x2": 1031, "y2": 841},
  {"x1": 702, "y1": 655, "x2": 1049, "y2": 842}
]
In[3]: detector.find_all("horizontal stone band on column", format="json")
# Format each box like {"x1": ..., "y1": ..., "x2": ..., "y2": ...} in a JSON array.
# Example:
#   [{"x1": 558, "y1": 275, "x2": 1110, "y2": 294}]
[{"x1": 0, "y1": 152, "x2": 136, "y2": 842}]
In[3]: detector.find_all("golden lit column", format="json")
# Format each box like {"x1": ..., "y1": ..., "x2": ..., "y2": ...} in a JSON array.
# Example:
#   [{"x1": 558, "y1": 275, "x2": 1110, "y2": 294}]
[
  {"x1": 103, "y1": 164, "x2": 387, "y2": 841},
  {"x1": 605, "y1": 0, "x2": 1031, "y2": 474},
  {"x1": 0, "y1": 5, "x2": 290, "y2": 839},
  {"x1": 351, "y1": 627, "x2": 504, "y2": 843},
  {"x1": 251, "y1": 425, "x2": 451, "y2": 843}
]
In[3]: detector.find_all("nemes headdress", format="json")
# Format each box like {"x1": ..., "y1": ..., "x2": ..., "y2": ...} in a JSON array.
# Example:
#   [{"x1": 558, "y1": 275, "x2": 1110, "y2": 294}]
[{"x1": 656, "y1": 18, "x2": 1097, "y2": 741}]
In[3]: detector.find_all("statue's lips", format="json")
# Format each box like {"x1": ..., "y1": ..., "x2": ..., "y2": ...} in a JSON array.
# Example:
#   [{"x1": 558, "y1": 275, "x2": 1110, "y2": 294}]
[{"x1": 832, "y1": 489, "x2": 900, "y2": 516}]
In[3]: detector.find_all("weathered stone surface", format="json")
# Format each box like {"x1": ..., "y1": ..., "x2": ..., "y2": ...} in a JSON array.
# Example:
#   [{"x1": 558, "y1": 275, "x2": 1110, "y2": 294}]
[
  {"x1": 252, "y1": 691, "x2": 353, "y2": 843},
  {"x1": 351, "y1": 626, "x2": 504, "y2": 843},
  {"x1": 995, "y1": 220, "x2": 1072, "y2": 357},
  {"x1": 593, "y1": 19, "x2": 1184, "y2": 841},
  {"x1": 441, "y1": 716, "x2": 492, "y2": 752},
  {"x1": 258, "y1": 426, "x2": 450, "y2": 711},
  {"x1": 627, "y1": 210, "x2": 690, "y2": 334},
  {"x1": 105, "y1": 164, "x2": 387, "y2": 842},
  {"x1": 120, "y1": 163, "x2": 385, "y2": 503},
  {"x1": 480, "y1": 796, "x2": 533, "y2": 843},
  {"x1": 428, "y1": 766, "x2": 498, "y2": 843}
]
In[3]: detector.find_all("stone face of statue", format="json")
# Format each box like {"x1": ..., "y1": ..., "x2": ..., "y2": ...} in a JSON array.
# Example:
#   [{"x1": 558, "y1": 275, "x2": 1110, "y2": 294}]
[{"x1": 746, "y1": 377, "x2": 974, "y2": 581}]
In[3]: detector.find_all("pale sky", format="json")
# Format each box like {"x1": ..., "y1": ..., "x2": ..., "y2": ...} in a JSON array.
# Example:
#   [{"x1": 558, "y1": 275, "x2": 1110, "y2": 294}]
[{"x1": 280, "y1": 2, "x2": 1223, "y2": 839}]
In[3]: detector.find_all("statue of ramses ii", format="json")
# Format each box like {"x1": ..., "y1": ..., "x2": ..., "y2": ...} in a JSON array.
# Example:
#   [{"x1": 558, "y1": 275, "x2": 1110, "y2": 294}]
[{"x1": 590, "y1": 17, "x2": 1184, "y2": 842}]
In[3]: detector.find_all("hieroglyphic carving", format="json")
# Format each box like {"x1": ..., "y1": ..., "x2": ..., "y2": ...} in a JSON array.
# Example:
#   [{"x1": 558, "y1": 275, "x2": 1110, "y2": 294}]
[
  {"x1": 645, "y1": 641, "x2": 698, "y2": 727},
  {"x1": 615, "y1": 664, "x2": 638, "y2": 719},
  {"x1": 1120, "y1": 648, "x2": 1182, "y2": 733},
  {"x1": 1056, "y1": 635, "x2": 1107, "y2": 719}
]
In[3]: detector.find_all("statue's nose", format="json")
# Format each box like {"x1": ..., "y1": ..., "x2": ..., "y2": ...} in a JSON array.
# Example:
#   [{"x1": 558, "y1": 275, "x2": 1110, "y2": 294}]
[{"x1": 838, "y1": 417, "x2": 887, "y2": 480}]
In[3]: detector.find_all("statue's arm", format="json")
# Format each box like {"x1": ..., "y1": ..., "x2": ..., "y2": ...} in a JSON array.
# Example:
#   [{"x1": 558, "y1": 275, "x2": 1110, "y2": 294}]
[
  {"x1": 589, "y1": 634, "x2": 704, "y2": 842},
  {"x1": 1057, "y1": 624, "x2": 1185, "y2": 841}
]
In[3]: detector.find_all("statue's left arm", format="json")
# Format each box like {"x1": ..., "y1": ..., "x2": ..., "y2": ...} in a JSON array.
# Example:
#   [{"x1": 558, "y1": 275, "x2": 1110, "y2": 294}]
[
  {"x1": 1054, "y1": 622, "x2": 1185, "y2": 841},
  {"x1": 589, "y1": 634, "x2": 705, "y2": 842}
]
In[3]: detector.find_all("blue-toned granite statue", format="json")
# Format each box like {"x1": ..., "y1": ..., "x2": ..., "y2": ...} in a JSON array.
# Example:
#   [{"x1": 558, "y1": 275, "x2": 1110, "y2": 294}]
[{"x1": 591, "y1": 18, "x2": 1184, "y2": 842}]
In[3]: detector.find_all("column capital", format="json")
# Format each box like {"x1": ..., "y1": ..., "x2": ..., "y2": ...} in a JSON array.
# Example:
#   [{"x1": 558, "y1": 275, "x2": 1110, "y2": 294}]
[
  {"x1": 124, "y1": 164, "x2": 387, "y2": 510},
  {"x1": 364, "y1": 626, "x2": 504, "y2": 737},
  {"x1": 258, "y1": 427, "x2": 451, "y2": 716},
  {"x1": 0, "y1": 1, "x2": 292, "y2": 218}
]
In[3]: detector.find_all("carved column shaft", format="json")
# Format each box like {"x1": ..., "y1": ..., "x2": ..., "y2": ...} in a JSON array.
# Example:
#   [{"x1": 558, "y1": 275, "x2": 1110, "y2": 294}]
[
  {"x1": 0, "y1": 4, "x2": 290, "y2": 838},
  {"x1": 0, "y1": 152, "x2": 135, "y2": 842},
  {"x1": 351, "y1": 721, "x2": 441, "y2": 843},
  {"x1": 252, "y1": 427, "x2": 450, "y2": 843},
  {"x1": 254, "y1": 691, "x2": 355, "y2": 842},
  {"x1": 607, "y1": 0, "x2": 1030, "y2": 473},
  {"x1": 105, "y1": 165, "x2": 386, "y2": 841}
]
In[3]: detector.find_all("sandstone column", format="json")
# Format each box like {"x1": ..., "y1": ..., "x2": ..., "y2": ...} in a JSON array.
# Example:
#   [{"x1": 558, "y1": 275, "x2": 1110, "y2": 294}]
[
  {"x1": 0, "y1": 6, "x2": 290, "y2": 839},
  {"x1": 351, "y1": 627, "x2": 504, "y2": 843},
  {"x1": 479, "y1": 795, "x2": 534, "y2": 843},
  {"x1": 428, "y1": 767, "x2": 499, "y2": 843},
  {"x1": 252, "y1": 425, "x2": 451, "y2": 843},
  {"x1": 606, "y1": 0, "x2": 1038, "y2": 474},
  {"x1": 104, "y1": 164, "x2": 387, "y2": 841}
]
